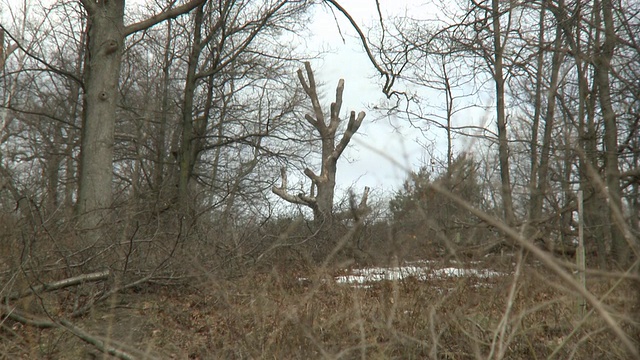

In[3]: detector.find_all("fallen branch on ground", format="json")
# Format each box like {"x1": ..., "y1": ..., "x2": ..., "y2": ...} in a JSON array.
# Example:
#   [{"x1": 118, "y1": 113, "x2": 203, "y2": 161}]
[
  {"x1": 1, "y1": 305, "x2": 142, "y2": 360},
  {"x1": 5, "y1": 270, "x2": 110, "y2": 301}
]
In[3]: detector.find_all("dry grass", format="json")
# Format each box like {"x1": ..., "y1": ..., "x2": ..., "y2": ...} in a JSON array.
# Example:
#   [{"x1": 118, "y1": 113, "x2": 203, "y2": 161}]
[
  {"x1": 1, "y1": 199, "x2": 637, "y2": 359},
  {"x1": 1, "y1": 252, "x2": 637, "y2": 359}
]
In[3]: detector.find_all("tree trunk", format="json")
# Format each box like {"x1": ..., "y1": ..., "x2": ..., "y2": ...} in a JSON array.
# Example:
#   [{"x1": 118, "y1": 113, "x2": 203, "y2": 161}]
[
  {"x1": 154, "y1": 20, "x2": 173, "y2": 203},
  {"x1": 442, "y1": 57, "x2": 454, "y2": 170},
  {"x1": 177, "y1": 5, "x2": 204, "y2": 211},
  {"x1": 530, "y1": 12, "x2": 564, "y2": 225},
  {"x1": 73, "y1": 0, "x2": 205, "y2": 232},
  {"x1": 77, "y1": 0, "x2": 126, "y2": 230},
  {"x1": 45, "y1": 127, "x2": 63, "y2": 216},
  {"x1": 528, "y1": 3, "x2": 546, "y2": 225},
  {"x1": 554, "y1": 0, "x2": 609, "y2": 268},
  {"x1": 491, "y1": 0, "x2": 516, "y2": 226},
  {"x1": 314, "y1": 133, "x2": 338, "y2": 223},
  {"x1": 65, "y1": 23, "x2": 87, "y2": 218},
  {"x1": 595, "y1": 0, "x2": 626, "y2": 265}
]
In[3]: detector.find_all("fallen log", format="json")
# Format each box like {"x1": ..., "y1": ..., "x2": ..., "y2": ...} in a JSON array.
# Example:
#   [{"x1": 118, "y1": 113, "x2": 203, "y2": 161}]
[{"x1": 5, "y1": 270, "x2": 110, "y2": 301}]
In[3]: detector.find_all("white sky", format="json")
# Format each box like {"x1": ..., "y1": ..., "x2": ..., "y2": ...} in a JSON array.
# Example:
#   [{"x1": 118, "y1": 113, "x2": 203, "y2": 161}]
[{"x1": 304, "y1": 0, "x2": 468, "y2": 196}]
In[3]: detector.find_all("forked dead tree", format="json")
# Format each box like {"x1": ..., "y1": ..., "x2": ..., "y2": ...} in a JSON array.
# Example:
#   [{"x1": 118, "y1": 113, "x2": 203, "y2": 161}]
[{"x1": 273, "y1": 62, "x2": 369, "y2": 225}]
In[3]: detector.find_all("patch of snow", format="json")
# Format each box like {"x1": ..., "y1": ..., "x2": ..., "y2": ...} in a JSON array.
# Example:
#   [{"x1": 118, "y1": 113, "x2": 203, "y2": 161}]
[
  {"x1": 431, "y1": 267, "x2": 502, "y2": 278},
  {"x1": 334, "y1": 263, "x2": 505, "y2": 285},
  {"x1": 297, "y1": 261, "x2": 507, "y2": 287}
]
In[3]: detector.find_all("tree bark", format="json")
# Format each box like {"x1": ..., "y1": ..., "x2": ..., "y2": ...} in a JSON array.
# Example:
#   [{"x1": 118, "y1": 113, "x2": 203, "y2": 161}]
[
  {"x1": 154, "y1": 20, "x2": 173, "y2": 202},
  {"x1": 553, "y1": 0, "x2": 609, "y2": 268},
  {"x1": 528, "y1": 3, "x2": 546, "y2": 225},
  {"x1": 77, "y1": 0, "x2": 126, "y2": 230},
  {"x1": 442, "y1": 57, "x2": 454, "y2": 170},
  {"x1": 77, "y1": 0, "x2": 204, "y2": 231}
]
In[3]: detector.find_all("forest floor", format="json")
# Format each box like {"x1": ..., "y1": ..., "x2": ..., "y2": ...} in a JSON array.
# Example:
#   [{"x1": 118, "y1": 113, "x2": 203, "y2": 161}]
[{"x1": 2, "y1": 253, "x2": 637, "y2": 359}]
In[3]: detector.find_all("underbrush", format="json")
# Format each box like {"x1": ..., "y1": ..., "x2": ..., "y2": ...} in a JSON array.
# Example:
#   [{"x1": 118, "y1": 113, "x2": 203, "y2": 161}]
[
  {"x1": 1, "y1": 209, "x2": 637, "y2": 359},
  {"x1": 2, "y1": 257, "x2": 637, "y2": 359}
]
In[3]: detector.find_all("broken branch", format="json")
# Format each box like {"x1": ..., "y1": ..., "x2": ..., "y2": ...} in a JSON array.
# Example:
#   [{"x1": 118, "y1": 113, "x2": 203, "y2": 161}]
[
  {"x1": 333, "y1": 111, "x2": 366, "y2": 160},
  {"x1": 272, "y1": 167, "x2": 317, "y2": 207},
  {"x1": 298, "y1": 62, "x2": 326, "y2": 129}
]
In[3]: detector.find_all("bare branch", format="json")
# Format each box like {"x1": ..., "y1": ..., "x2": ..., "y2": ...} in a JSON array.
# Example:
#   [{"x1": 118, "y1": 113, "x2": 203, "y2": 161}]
[
  {"x1": 298, "y1": 62, "x2": 326, "y2": 129},
  {"x1": 272, "y1": 186, "x2": 316, "y2": 207},
  {"x1": 323, "y1": 0, "x2": 396, "y2": 97},
  {"x1": 330, "y1": 78, "x2": 345, "y2": 124},
  {"x1": 2, "y1": 306, "x2": 57, "y2": 328},
  {"x1": 303, "y1": 61, "x2": 318, "y2": 94},
  {"x1": 71, "y1": 274, "x2": 154, "y2": 318},
  {"x1": 303, "y1": 167, "x2": 321, "y2": 183},
  {"x1": 333, "y1": 110, "x2": 366, "y2": 160},
  {"x1": 335, "y1": 186, "x2": 371, "y2": 221},
  {"x1": 0, "y1": 25, "x2": 83, "y2": 87},
  {"x1": 124, "y1": 0, "x2": 205, "y2": 36},
  {"x1": 59, "y1": 320, "x2": 137, "y2": 360},
  {"x1": 272, "y1": 168, "x2": 317, "y2": 207},
  {"x1": 0, "y1": 28, "x2": 19, "y2": 70},
  {"x1": 304, "y1": 114, "x2": 318, "y2": 127},
  {"x1": 359, "y1": 186, "x2": 370, "y2": 209},
  {"x1": 280, "y1": 167, "x2": 288, "y2": 189}
]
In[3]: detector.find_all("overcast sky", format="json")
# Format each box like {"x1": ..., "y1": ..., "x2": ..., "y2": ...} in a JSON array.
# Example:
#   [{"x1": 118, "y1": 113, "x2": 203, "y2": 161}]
[
  {"x1": 299, "y1": 0, "x2": 461, "y2": 198},
  {"x1": 300, "y1": 0, "x2": 499, "y2": 201},
  {"x1": 301, "y1": 1, "x2": 425, "y2": 197}
]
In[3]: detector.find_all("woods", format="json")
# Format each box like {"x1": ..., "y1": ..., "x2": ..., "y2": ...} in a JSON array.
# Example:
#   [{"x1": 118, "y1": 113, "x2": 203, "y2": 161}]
[
  {"x1": 372, "y1": 0, "x2": 639, "y2": 265},
  {"x1": 0, "y1": 0, "x2": 638, "y2": 358}
]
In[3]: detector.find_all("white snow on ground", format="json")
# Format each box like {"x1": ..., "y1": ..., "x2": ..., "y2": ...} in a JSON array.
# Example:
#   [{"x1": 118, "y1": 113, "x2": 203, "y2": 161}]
[{"x1": 333, "y1": 263, "x2": 505, "y2": 285}]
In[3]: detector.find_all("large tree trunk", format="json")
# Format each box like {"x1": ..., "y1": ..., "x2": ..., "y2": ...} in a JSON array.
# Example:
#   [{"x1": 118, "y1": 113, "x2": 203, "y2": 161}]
[
  {"x1": 595, "y1": 0, "x2": 626, "y2": 265},
  {"x1": 77, "y1": 0, "x2": 202, "y2": 228},
  {"x1": 77, "y1": 0, "x2": 126, "y2": 230},
  {"x1": 314, "y1": 133, "x2": 338, "y2": 223}
]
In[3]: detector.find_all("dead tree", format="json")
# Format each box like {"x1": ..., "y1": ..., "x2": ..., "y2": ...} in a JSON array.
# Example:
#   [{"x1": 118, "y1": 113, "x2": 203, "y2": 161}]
[{"x1": 272, "y1": 62, "x2": 369, "y2": 226}]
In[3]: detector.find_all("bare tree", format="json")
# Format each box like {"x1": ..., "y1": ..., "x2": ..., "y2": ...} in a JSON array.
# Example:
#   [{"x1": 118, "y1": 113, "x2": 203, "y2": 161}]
[
  {"x1": 174, "y1": 0, "x2": 309, "y2": 213},
  {"x1": 528, "y1": 0, "x2": 566, "y2": 228},
  {"x1": 76, "y1": 0, "x2": 203, "y2": 233},
  {"x1": 272, "y1": 61, "x2": 369, "y2": 225},
  {"x1": 486, "y1": 0, "x2": 516, "y2": 226}
]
